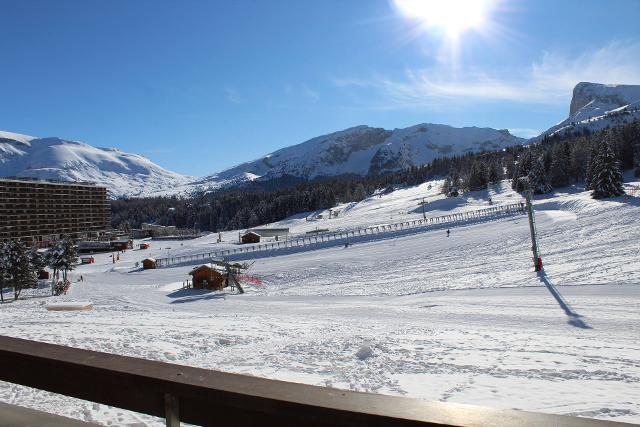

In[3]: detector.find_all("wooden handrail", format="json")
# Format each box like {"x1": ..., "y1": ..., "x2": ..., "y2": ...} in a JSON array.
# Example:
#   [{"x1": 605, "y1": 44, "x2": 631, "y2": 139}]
[{"x1": 0, "y1": 336, "x2": 634, "y2": 427}]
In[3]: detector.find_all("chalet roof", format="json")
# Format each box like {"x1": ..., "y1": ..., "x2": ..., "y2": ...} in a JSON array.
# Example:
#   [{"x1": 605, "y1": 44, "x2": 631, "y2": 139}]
[
  {"x1": 242, "y1": 231, "x2": 262, "y2": 237},
  {"x1": 188, "y1": 264, "x2": 224, "y2": 275},
  {"x1": 143, "y1": 258, "x2": 156, "y2": 262},
  {"x1": 247, "y1": 228, "x2": 289, "y2": 237}
]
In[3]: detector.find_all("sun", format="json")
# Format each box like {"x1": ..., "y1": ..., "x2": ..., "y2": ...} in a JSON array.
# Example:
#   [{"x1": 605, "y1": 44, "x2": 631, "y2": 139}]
[{"x1": 393, "y1": 0, "x2": 492, "y2": 37}]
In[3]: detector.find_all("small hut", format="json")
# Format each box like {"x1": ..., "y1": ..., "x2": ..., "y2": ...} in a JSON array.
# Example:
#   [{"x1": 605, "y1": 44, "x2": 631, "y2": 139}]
[
  {"x1": 241, "y1": 231, "x2": 261, "y2": 244},
  {"x1": 188, "y1": 265, "x2": 226, "y2": 290},
  {"x1": 142, "y1": 258, "x2": 157, "y2": 269},
  {"x1": 111, "y1": 239, "x2": 133, "y2": 251}
]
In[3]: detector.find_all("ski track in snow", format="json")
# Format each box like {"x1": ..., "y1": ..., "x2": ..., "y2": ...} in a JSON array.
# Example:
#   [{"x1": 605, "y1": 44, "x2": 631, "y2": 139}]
[{"x1": 1, "y1": 179, "x2": 640, "y2": 425}]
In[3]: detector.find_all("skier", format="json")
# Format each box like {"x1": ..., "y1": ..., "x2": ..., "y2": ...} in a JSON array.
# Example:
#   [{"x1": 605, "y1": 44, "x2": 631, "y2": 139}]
[
  {"x1": 80, "y1": 275, "x2": 83, "y2": 282},
  {"x1": 446, "y1": 229, "x2": 450, "y2": 238}
]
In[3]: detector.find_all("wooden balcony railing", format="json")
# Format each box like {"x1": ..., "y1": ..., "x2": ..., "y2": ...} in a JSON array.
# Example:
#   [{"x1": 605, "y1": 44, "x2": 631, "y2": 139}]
[{"x1": 0, "y1": 335, "x2": 635, "y2": 427}]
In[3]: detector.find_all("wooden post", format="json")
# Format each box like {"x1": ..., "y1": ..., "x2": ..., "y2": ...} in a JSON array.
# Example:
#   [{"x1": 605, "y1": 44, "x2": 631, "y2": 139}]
[
  {"x1": 164, "y1": 393, "x2": 180, "y2": 427},
  {"x1": 525, "y1": 188, "x2": 542, "y2": 271}
]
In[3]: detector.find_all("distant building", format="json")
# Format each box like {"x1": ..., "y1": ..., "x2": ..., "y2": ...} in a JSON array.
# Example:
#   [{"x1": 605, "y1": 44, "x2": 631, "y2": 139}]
[
  {"x1": 247, "y1": 228, "x2": 289, "y2": 238},
  {"x1": 142, "y1": 258, "x2": 157, "y2": 269},
  {"x1": 131, "y1": 228, "x2": 150, "y2": 239},
  {"x1": 78, "y1": 240, "x2": 112, "y2": 253},
  {"x1": 0, "y1": 178, "x2": 109, "y2": 246},
  {"x1": 110, "y1": 239, "x2": 133, "y2": 251},
  {"x1": 133, "y1": 223, "x2": 178, "y2": 238},
  {"x1": 241, "y1": 231, "x2": 261, "y2": 244},
  {"x1": 142, "y1": 223, "x2": 177, "y2": 234},
  {"x1": 188, "y1": 265, "x2": 226, "y2": 290}
]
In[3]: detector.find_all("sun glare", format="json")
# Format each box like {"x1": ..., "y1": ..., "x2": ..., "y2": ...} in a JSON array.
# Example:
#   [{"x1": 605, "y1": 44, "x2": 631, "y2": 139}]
[{"x1": 393, "y1": 0, "x2": 492, "y2": 36}]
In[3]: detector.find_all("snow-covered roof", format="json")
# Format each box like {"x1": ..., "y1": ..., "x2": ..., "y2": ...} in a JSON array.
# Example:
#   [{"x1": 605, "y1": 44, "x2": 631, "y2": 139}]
[
  {"x1": 248, "y1": 228, "x2": 289, "y2": 237},
  {"x1": 189, "y1": 264, "x2": 224, "y2": 275}
]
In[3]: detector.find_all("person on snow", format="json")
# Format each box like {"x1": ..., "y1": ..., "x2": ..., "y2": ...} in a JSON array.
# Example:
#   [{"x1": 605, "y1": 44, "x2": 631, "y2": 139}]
[{"x1": 446, "y1": 229, "x2": 450, "y2": 237}]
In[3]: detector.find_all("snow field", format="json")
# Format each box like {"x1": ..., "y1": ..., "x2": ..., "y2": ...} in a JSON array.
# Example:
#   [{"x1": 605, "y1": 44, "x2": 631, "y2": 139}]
[{"x1": 1, "y1": 178, "x2": 639, "y2": 425}]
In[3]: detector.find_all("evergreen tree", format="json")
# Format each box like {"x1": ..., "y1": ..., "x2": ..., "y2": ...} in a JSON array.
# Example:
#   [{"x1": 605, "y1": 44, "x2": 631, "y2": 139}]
[
  {"x1": 466, "y1": 161, "x2": 488, "y2": 191},
  {"x1": 353, "y1": 183, "x2": 367, "y2": 201},
  {"x1": 549, "y1": 142, "x2": 571, "y2": 187},
  {"x1": 247, "y1": 211, "x2": 260, "y2": 228},
  {"x1": 487, "y1": 161, "x2": 501, "y2": 185},
  {"x1": 528, "y1": 154, "x2": 552, "y2": 194},
  {"x1": 441, "y1": 170, "x2": 461, "y2": 197},
  {"x1": 440, "y1": 177, "x2": 451, "y2": 196},
  {"x1": 28, "y1": 247, "x2": 45, "y2": 273},
  {"x1": 450, "y1": 172, "x2": 461, "y2": 196},
  {"x1": 0, "y1": 242, "x2": 8, "y2": 303},
  {"x1": 45, "y1": 238, "x2": 78, "y2": 294},
  {"x1": 585, "y1": 141, "x2": 601, "y2": 190},
  {"x1": 633, "y1": 123, "x2": 640, "y2": 177},
  {"x1": 512, "y1": 151, "x2": 533, "y2": 192},
  {"x1": 568, "y1": 139, "x2": 589, "y2": 182},
  {"x1": 591, "y1": 139, "x2": 625, "y2": 199},
  {"x1": 3, "y1": 241, "x2": 38, "y2": 300}
]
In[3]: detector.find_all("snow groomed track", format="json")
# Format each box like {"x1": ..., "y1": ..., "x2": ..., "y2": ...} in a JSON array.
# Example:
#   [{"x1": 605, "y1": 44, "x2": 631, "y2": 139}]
[{"x1": 155, "y1": 203, "x2": 526, "y2": 267}]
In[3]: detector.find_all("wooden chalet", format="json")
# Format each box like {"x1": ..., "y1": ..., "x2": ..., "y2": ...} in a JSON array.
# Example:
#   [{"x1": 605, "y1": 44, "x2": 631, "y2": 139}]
[
  {"x1": 142, "y1": 258, "x2": 157, "y2": 270},
  {"x1": 241, "y1": 231, "x2": 261, "y2": 244},
  {"x1": 188, "y1": 265, "x2": 227, "y2": 290},
  {"x1": 110, "y1": 239, "x2": 133, "y2": 251}
]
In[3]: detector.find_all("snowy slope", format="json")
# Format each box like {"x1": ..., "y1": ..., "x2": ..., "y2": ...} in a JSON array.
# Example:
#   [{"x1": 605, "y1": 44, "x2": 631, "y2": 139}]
[
  {"x1": 2, "y1": 176, "x2": 640, "y2": 425},
  {"x1": 160, "y1": 124, "x2": 524, "y2": 195},
  {"x1": 0, "y1": 131, "x2": 193, "y2": 198},
  {"x1": 537, "y1": 82, "x2": 640, "y2": 139}
]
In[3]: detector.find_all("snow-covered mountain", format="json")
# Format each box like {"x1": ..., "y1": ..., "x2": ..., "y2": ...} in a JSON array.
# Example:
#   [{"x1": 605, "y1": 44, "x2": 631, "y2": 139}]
[
  {"x1": 0, "y1": 131, "x2": 192, "y2": 198},
  {"x1": 161, "y1": 124, "x2": 524, "y2": 196},
  {"x1": 0, "y1": 124, "x2": 524, "y2": 198},
  {"x1": 537, "y1": 82, "x2": 640, "y2": 139}
]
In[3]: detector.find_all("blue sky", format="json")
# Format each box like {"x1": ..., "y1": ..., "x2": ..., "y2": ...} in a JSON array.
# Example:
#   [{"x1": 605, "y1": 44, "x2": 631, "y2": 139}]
[{"x1": 1, "y1": 0, "x2": 639, "y2": 176}]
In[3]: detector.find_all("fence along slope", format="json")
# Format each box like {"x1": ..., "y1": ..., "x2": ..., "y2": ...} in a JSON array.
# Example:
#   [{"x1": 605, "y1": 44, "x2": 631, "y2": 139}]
[{"x1": 155, "y1": 203, "x2": 526, "y2": 268}]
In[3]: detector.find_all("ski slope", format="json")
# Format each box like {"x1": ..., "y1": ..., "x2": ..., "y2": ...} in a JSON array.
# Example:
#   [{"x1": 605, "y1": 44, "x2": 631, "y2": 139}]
[{"x1": 1, "y1": 178, "x2": 640, "y2": 425}]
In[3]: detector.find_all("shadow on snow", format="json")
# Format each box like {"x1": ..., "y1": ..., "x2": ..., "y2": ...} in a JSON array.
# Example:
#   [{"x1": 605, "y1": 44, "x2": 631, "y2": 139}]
[
  {"x1": 167, "y1": 288, "x2": 226, "y2": 304},
  {"x1": 538, "y1": 269, "x2": 592, "y2": 329}
]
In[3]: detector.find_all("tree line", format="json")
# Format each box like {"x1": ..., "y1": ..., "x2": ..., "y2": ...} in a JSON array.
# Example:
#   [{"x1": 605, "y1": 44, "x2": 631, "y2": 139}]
[
  {"x1": 110, "y1": 120, "x2": 640, "y2": 233},
  {"x1": 441, "y1": 121, "x2": 639, "y2": 198}
]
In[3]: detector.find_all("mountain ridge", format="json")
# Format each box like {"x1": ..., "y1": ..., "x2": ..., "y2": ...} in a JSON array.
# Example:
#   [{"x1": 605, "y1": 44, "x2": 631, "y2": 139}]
[
  {"x1": 0, "y1": 131, "x2": 193, "y2": 198},
  {"x1": 537, "y1": 82, "x2": 640, "y2": 139},
  {"x1": 152, "y1": 123, "x2": 524, "y2": 197}
]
